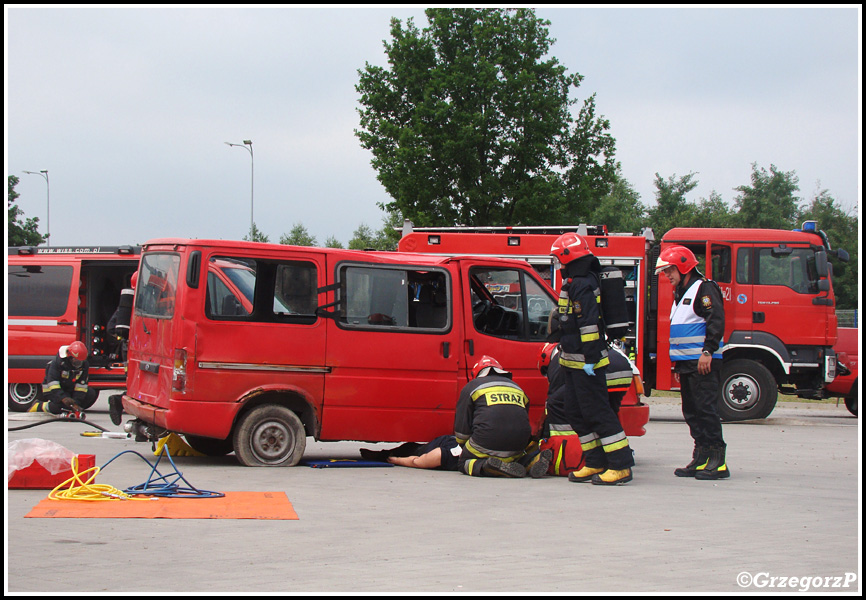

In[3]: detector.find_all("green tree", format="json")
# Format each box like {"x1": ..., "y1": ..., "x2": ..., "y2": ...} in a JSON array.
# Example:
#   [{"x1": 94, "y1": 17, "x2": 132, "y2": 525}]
[
  {"x1": 733, "y1": 163, "x2": 801, "y2": 230},
  {"x1": 279, "y1": 223, "x2": 318, "y2": 247},
  {"x1": 243, "y1": 222, "x2": 270, "y2": 243},
  {"x1": 585, "y1": 168, "x2": 646, "y2": 235},
  {"x1": 324, "y1": 236, "x2": 344, "y2": 249},
  {"x1": 694, "y1": 191, "x2": 736, "y2": 229},
  {"x1": 645, "y1": 172, "x2": 700, "y2": 237},
  {"x1": 348, "y1": 224, "x2": 380, "y2": 250},
  {"x1": 8, "y1": 175, "x2": 44, "y2": 246},
  {"x1": 356, "y1": 8, "x2": 618, "y2": 228},
  {"x1": 799, "y1": 189, "x2": 859, "y2": 310}
]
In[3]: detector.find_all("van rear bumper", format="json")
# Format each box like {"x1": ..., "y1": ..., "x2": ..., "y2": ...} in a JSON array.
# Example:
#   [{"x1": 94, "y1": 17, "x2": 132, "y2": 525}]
[{"x1": 122, "y1": 394, "x2": 238, "y2": 440}]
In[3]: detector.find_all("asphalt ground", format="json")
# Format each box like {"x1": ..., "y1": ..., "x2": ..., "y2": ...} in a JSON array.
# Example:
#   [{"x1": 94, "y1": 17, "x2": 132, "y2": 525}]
[{"x1": 5, "y1": 394, "x2": 861, "y2": 594}]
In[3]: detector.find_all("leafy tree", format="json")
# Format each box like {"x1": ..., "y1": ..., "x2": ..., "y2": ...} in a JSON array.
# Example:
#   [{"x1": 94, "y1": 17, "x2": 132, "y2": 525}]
[
  {"x1": 799, "y1": 189, "x2": 859, "y2": 310},
  {"x1": 585, "y1": 168, "x2": 646, "y2": 235},
  {"x1": 280, "y1": 223, "x2": 317, "y2": 247},
  {"x1": 324, "y1": 236, "x2": 344, "y2": 249},
  {"x1": 733, "y1": 163, "x2": 800, "y2": 230},
  {"x1": 348, "y1": 223, "x2": 384, "y2": 250},
  {"x1": 645, "y1": 172, "x2": 700, "y2": 237},
  {"x1": 243, "y1": 222, "x2": 270, "y2": 243},
  {"x1": 694, "y1": 191, "x2": 736, "y2": 229},
  {"x1": 8, "y1": 175, "x2": 44, "y2": 246},
  {"x1": 356, "y1": 8, "x2": 618, "y2": 228}
]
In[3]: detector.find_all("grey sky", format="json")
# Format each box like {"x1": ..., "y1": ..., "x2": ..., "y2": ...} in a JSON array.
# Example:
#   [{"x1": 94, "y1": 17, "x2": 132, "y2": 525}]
[{"x1": 6, "y1": 6, "x2": 860, "y2": 248}]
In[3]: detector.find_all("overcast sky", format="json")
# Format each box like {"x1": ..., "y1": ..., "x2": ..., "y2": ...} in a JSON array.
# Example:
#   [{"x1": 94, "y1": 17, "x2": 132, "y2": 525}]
[{"x1": 5, "y1": 6, "x2": 861, "y2": 248}]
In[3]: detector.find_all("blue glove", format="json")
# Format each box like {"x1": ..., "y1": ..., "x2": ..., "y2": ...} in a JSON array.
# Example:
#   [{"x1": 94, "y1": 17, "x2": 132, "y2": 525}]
[{"x1": 583, "y1": 363, "x2": 595, "y2": 376}]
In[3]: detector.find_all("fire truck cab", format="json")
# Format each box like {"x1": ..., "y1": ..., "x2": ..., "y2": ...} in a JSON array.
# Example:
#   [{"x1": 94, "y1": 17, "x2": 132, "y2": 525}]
[{"x1": 122, "y1": 238, "x2": 648, "y2": 466}]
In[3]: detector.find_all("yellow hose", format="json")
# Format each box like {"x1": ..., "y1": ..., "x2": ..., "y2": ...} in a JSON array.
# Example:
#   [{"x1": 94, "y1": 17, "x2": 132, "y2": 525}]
[{"x1": 48, "y1": 456, "x2": 145, "y2": 501}]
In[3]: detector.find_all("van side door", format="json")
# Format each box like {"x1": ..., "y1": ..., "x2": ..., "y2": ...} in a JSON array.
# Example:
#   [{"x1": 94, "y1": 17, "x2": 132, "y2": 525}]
[{"x1": 322, "y1": 262, "x2": 460, "y2": 442}]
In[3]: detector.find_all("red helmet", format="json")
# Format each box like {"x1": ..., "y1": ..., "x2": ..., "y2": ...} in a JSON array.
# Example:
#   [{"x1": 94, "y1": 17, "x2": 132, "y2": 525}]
[
  {"x1": 472, "y1": 355, "x2": 509, "y2": 379},
  {"x1": 550, "y1": 232, "x2": 593, "y2": 265},
  {"x1": 130, "y1": 271, "x2": 138, "y2": 289},
  {"x1": 64, "y1": 341, "x2": 87, "y2": 367},
  {"x1": 655, "y1": 245, "x2": 698, "y2": 275},
  {"x1": 537, "y1": 342, "x2": 558, "y2": 374}
]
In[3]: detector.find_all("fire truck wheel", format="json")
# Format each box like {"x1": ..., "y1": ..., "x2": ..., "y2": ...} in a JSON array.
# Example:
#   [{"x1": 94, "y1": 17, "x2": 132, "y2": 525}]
[
  {"x1": 184, "y1": 434, "x2": 235, "y2": 456},
  {"x1": 719, "y1": 359, "x2": 778, "y2": 421},
  {"x1": 233, "y1": 405, "x2": 306, "y2": 467},
  {"x1": 8, "y1": 383, "x2": 41, "y2": 412}
]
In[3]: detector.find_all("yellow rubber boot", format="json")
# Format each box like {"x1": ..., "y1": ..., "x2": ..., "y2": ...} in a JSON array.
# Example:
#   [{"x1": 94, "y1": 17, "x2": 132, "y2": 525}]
[
  {"x1": 591, "y1": 468, "x2": 633, "y2": 486},
  {"x1": 568, "y1": 465, "x2": 605, "y2": 483}
]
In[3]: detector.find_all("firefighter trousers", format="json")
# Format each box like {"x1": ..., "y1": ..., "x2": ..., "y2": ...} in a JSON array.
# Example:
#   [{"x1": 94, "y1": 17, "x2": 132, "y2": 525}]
[
  {"x1": 562, "y1": 366, "x2": 634, "y2": 470},
  {"x1": 679, "y1": 367, "x2": 725, "y2": 448}
]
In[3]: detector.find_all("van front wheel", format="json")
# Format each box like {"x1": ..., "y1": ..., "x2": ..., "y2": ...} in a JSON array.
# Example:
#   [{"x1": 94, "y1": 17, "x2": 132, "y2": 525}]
[
  {"x1": 233, "y1": 405, "x2": 306, "y2": 467},
  {"x1": 9, "y1": 383, "x2": 41, "y2": 412}
]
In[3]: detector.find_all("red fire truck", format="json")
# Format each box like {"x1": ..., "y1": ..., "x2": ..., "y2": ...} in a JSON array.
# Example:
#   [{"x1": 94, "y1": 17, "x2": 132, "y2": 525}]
[{"x1": 397, "y1": 221, "x2": 849, "y2": 421}]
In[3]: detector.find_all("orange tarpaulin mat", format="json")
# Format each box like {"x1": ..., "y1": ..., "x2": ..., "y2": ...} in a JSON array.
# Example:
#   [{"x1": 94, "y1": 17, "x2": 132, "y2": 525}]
[{"x1": 25, "y1": 491, "x2": 298, "y2": 520}]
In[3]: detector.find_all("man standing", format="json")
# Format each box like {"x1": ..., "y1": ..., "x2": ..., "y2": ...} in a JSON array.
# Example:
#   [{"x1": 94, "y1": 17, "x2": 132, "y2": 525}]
[
  {"x1": 550, "y1": 233, "x2": 634, "y2": 485},
  {"x1": 455, "y1": 356, "x2": 551, "y2": 478},
  {"x1": 656, "y1": 245, "x2": 730, "y2": 480},
  {"x1": 29, "y1": 341, "x2": 98, "y2": 416}
]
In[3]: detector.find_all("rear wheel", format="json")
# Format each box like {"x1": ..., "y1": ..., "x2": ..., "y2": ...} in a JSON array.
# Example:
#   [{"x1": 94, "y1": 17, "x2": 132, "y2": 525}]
[
  {"x1": 8, "y1": 383, "x2": 41, "y2": 412},
  {"x1": 719, "y1": 359, "x2": 778, "y2": 421},
  {"x1": 233, "y1": 405, "x2": 306, "y2": 467},
  {"x1": 844, "y1": 382, "x2": 858, "y2": 416},
  {"x1": 184, "y1": 434, "x2": 235, "y2": 456}
]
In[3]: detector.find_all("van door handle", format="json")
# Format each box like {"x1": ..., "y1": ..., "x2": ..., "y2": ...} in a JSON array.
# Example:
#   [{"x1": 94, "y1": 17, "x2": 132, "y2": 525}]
[
  {"x1": 442, "y1": 342, "x2": 450, "y2": 358},
  {"x1": 58, "y1": 321, "x2": 75, "y2": 326},
  {"x1": 467, "y1": 339, "x2": 474, "y2": 356}
]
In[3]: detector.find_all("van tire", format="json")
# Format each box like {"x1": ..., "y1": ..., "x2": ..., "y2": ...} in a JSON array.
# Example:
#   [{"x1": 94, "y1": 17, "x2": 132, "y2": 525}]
[
  {"x1": 233, "y1": 405, "x2": 306, "y2": 467},
  {"x1": 8, "y1": 383, "x2": 42, "y2": 412},
  {"x1": 184, "y1": 434, "x2": 235, "y2": 456},
  {"x1": 719, "y1": 359, "x2": 778, "y2": 421}
]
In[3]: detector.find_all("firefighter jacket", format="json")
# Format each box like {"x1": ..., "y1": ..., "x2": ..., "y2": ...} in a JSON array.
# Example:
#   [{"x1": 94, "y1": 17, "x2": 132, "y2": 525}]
[
  {"x1": 557, "y1": 258, "x2": 609, "y2": 370},
  {"x1": 454, "y1": 375, "x2": 532, "y2": 455},
  {"x1": 43, "y1": 353, "x2": 90, "y2": 404},
  {"x1": 670, "y1": 275, "x2": 725, "y2": 370}
]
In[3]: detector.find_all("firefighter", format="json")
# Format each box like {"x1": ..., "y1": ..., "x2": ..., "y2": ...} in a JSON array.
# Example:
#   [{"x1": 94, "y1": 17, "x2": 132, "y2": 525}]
[
  {"x1": 655, "y1": 245, "x2": 729, "y2": 480},
  {"x1": 550, "y1": 232, "x2": 634, "y2": 485},
  {"x1": 29, "y1": 341, "x2": 98, "y2": 416},
  {"x1": 454, "y1": 356, "x2": 552, "y2": 478}
]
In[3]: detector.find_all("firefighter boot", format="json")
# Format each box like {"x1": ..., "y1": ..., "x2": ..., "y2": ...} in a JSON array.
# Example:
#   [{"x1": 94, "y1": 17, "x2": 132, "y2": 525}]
[
  {"x1": 481, "y1": 458, "x2": 526, "y2": 478},
  {"x1": 568, "y1": 465, "x2": 605, "y2": 483},
  {"x1": 108, "y1": 394, "x2": 124, "y2": 426},
  {"x1": 591, "y1": 467, "x2": 633, "y2": 486},
  {"x1": 528, "y1": 449, "x2": 553, "y2": 479},
  {"x1": 695, "y1": 446, "x2": 730, "y2": 480},
  {"x1": 674, "y1": 445, "x2": 709, "y2": 478}
]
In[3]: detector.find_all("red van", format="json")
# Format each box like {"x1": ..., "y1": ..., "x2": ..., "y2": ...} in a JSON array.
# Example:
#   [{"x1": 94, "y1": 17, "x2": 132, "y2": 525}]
[
  {"x1": 122, "y1": 239, "x2": 648, "y2": 466},
  {"x1": 7, "y1": 246, "x2": 140, "y2": 411}
]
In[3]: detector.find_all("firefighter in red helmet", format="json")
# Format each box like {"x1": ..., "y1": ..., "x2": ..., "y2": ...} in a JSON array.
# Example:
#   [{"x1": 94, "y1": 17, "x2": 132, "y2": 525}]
[
  {"x1": 656, "y1": 245, "x2": 729, "y2": 480},
  {"x1": 29, "y1": 341, "x2": 98, "y2": 416},
  {"x1": 454, "y1": 356, "x2": 552, "y2": 478},
  {"x1": 549, "y1": 232, "x2": 634, "y2": 485}
]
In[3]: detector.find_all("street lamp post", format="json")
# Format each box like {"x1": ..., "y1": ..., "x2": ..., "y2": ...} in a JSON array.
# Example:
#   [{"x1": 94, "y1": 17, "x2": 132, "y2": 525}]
[
  {"x1": 22, "y1": 169, "x2": 50, "y2": 247},
  {"x1": 225, "y1": 140, "x2": 254, "y2": 239}
]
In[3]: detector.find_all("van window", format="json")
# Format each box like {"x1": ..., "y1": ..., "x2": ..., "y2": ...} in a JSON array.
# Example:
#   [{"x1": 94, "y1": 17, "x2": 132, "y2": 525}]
[
  {"x1": 339, "y1": 265, "x2": 449, "y2": 330},
  {"x1": 136, "y1": 253, "x2": 180, "y2": 318},
  {"x1": 8, "y1": 265, "x2": 74, "y2": 317},
  {"x1": 710, "y1": 245, "x2": 732, "y2": 283},
  {"x1": 470, "y1": 267, "x2": 555, "y2": 341},
  {"x1": 756, "y1": 247, "x2": 818, "y2": 294},
  {"x1": 736, "y1": 248, "x2": 752, "y2": 284},
  {"x1": 205, "y1": 255, "x2": 317, "y2": 322}
]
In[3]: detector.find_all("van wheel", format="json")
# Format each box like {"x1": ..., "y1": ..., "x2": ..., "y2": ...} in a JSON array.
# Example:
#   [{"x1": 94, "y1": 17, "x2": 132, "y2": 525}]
[
  {"x1": 8, "y1": 383, "x2": 41, "y2": 412},
  {"x1": 184, "y1": 434, "x2": 235, "y2": 456},
  {"x1": 233, "y1": 405, "x2": 306, "y2": 467},
  {"x1": 844, "y1": 388, "x2": 857, "y2": 416},
  {"x1": 719, "y1": 359, "x2": 778, "y2": 421}
]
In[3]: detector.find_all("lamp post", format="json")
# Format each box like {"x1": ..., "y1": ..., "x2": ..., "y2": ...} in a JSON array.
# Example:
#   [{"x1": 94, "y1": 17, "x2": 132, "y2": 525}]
[
  {"x1": 22, "y1": 169, "x2": 50, "y2": 247},
  {"x1": 225, "y1": 140, "x2": 254, "y2": 239}
]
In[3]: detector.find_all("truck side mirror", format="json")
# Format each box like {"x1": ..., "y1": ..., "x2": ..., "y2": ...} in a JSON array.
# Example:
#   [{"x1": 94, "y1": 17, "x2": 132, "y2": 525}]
[
  {"x1": 815, "y1": 251, "x2": 829, "y2": 278},
  {"x1": 831, "y1": 248, "x2": 850, "y2": 262}
]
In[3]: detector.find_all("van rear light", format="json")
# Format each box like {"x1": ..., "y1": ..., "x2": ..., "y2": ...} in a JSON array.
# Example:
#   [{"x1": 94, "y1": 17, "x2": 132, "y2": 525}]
[{"x1": 172, "y1": 349, "x2": 188, "y2": 392}]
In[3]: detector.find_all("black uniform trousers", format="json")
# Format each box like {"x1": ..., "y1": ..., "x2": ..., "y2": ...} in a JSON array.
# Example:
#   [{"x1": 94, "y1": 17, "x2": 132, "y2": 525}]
[
  {"x1": 562, "y1": 365, "x2": 634, "y2": 470},
  {"x1": 678, "y1": 362, "x2": 725, "y2": 448}
]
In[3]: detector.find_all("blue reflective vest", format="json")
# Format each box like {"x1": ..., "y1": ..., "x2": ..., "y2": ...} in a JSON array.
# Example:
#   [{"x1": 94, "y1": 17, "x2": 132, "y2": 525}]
[{"x1": 669, "y1": 279, "x2": 724, "y2": 361}]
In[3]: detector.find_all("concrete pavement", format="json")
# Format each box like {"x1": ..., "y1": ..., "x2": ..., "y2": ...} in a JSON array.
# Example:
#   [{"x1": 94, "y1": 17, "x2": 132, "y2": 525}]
[{"x1": 6, "y1": 396, "x2": 860, "y2": 594}]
